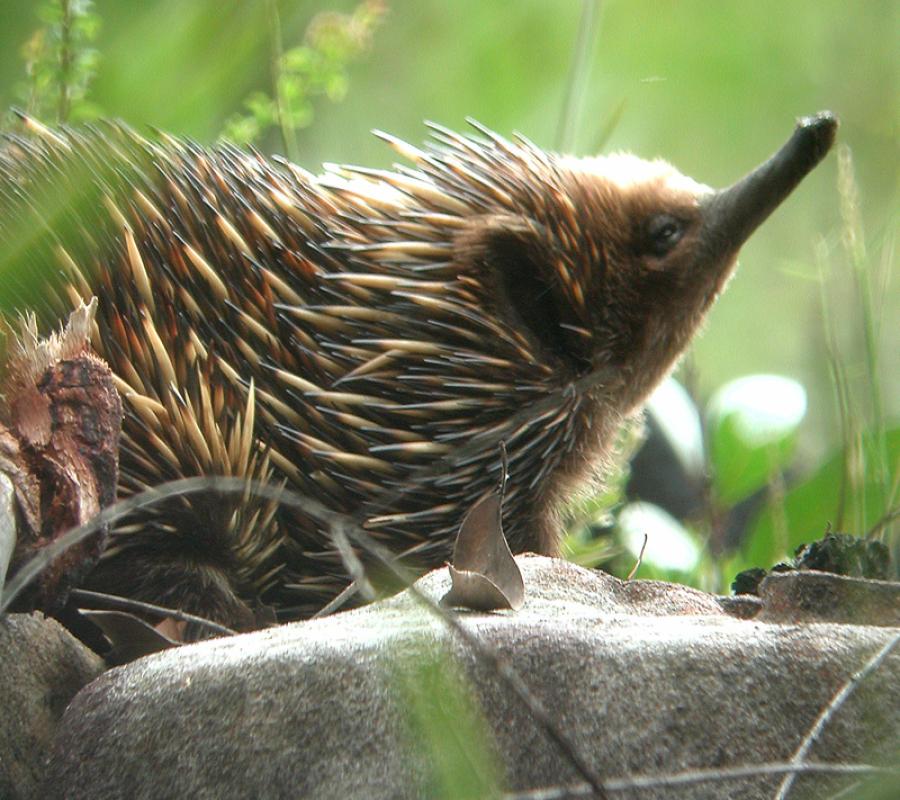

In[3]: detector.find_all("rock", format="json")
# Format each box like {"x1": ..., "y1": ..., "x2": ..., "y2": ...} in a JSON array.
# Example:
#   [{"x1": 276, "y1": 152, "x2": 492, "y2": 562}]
[
  {"x1": 1, "y1": 613, "x2": 105, "y2": 800},
  {"x1": 44, "y1": 556, "x2": 900, "y2": 799},
  {"x1": 757, "y1": 570, "x2": 900, "y2": 627}
]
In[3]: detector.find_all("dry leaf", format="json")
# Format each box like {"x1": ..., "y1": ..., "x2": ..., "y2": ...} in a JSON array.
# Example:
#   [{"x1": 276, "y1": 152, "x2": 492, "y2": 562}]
[
  {"x1": 441, "y1": 458, "x2": 525, "y2": 612},
  {"x1": 81, "y1": 609, "x2": 180, "y2": 666}
]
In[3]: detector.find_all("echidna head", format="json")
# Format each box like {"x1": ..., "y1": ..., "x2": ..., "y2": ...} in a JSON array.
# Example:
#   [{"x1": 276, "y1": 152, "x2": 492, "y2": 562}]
[{"x1": 454, "y1": 113, "x2": 837, "y2": 410}]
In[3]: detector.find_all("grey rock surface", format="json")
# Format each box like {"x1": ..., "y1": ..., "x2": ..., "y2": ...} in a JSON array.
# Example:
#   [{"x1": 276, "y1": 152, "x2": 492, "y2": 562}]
[
  {"x1": 758, "y1": 570, "x2": 900, "y2": 627},
  {"x1": 44, "y1": 557, "x2": 900, "y2": 799},
  {"x1": 1, "y1": 613, "x2": 106, "y2": 800}
]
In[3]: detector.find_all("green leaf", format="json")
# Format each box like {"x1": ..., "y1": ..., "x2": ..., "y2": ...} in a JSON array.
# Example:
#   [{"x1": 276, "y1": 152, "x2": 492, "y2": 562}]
[
  {"x1": 645, "y1": 377, "x2": 704, "y2": 475},
  {"x1": 394, "y1": 645, "x2": 502, "y2": 799},
  {"x1": 36, "y1": 3, "x2": 63, "y2": 25},
  {"x1": 282, "y1": 46, "x2": 313, "y2": 73},
  {"x1": 220, "y1": 115, "x2": 260, "y2": 146},
  {"x1": 745, "y1": 425, "x2": 900, "y2": 567},
  {"x1": 245, "y1": 91, "x2": 276, "y2": 126},
  {"x1": 286, "y1": 100, "x2": 313, "y2": 130},
  {"x1": 68, "y1": 99, "x2": 103, "y2": 122},
  {"x1": 708, "y1": 375, "x2": 807, "y2": 505},
  {"x1": 325, "y1": 73, "x2": 348, "y2": 102},
  {"x1": 76, "y1": 13, "x2": 102, "y2": 39}
]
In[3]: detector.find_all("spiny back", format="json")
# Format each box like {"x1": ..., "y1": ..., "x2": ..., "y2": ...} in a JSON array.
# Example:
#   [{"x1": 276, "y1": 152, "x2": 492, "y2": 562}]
[{"x1": 1, "y1": 121, "x2": 606, "y2": 626}]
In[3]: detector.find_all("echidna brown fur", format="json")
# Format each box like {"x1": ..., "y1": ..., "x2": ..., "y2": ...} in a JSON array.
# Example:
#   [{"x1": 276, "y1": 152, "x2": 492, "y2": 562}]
[{"x1": 0, "y1": 114, "x2": 835, "y2": 631}]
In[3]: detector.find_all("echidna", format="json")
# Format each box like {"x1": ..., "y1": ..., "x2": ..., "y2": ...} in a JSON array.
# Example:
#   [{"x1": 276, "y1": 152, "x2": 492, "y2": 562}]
[{"x1": 0, "y1": 112, "x2": 837, "y2": 631}]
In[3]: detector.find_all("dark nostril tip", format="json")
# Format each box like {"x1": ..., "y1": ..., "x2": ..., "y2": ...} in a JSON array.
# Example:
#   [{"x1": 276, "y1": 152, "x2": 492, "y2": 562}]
[
  {"x1": 796, "y1": 111, "x2": 839, "y2": 160},
  {"x1": 799, "y1": 110, "x2": 838, "y2": 131}
]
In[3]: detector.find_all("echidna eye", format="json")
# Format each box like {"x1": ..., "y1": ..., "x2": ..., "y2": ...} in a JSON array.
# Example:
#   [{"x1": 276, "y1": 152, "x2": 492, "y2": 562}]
[{"x1": 646, "y1": 214, "x2": 684, "y2": 257}]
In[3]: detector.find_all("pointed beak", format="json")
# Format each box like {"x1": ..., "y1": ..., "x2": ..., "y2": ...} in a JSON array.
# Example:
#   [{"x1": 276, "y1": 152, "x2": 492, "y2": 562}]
[{"x1": 700, "y1": 112, "x2": 838, "y2": 259}]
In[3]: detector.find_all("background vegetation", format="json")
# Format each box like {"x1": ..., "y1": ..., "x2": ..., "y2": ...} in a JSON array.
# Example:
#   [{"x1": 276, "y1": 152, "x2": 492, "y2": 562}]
[{"x1": 0, "y1": 0, "x2": 896, "y2": 587}]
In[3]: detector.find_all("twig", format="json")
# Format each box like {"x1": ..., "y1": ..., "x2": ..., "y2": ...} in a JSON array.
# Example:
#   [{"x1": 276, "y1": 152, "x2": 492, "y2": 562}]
[
  {"x1": 310, "y1": 580, "x2": 360, "y2": 619},
  {"x1": 0, "y1": 478, "x2": 248, "y2": 612},
  {"x1": 266, "y1": 0, "x2": 297, "y2": 161},
  {"x1": 502, "y1": 761, "x2": 899, "y2": 799},
  {"x1": 774, "y1": 629, "x2": 900, "y2": 799},
  {"x1": 69, "y1": 588, "x2": 237, "y2": 637},
  {"x1": 329, "y1": 518, "x2": 377, "y2": 602},
  {"x1": 625, "y1": 534, "x2": 647, "y2": 580},
  {"x1": 590, "y1": 97, "x2": 626, "y2": 153}
]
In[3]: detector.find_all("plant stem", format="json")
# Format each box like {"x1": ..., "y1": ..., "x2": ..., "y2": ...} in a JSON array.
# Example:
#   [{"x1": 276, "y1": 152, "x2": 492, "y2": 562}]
[
  {"x1": 556, "y1": 0, "x2": 602, "y2": 153},
  {"x1": 58, "y1": 0, "x2": 73, "y2": 123},
  {"x1": 816, "y1": 238, "x2": 851, "y2": 529},
  {"x1": 838, "y1": 147, "x2": 888, "y2": 526},
  {"x1": 267, "y1": 0, "x2": 297, "y2": 161}
]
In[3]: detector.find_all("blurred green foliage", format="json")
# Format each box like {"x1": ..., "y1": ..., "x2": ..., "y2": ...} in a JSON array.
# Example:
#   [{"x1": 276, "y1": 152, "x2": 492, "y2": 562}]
[
  {"x1": 15, "y1": 0, "x2": 101, "y2": 122},
  {"x1": 221, "y1": 0, "x2": 385, "y2": 156},
  {"x1": 394, "y1": 643, "x2": 502, "y2": 798}
]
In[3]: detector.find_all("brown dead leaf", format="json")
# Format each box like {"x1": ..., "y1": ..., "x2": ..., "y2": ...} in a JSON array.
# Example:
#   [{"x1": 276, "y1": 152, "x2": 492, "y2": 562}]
[
  {"x1": 441, "y1": 447, "x2": 524, "y2": 612},
  {"x1": 81, "y1": 609, "x2": 180, "y2": 666}
]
